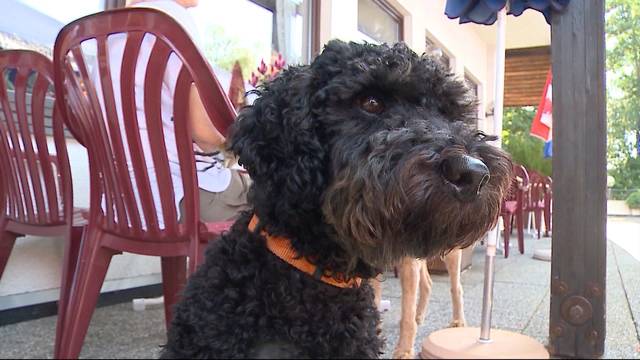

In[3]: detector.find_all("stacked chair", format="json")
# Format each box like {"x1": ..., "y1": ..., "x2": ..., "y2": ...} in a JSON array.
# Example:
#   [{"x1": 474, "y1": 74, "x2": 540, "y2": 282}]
[
  {"x1": 0, "y1": 50, "x2": 86, "y2": 357},
  {"x1": 1, "y1": 7, "x2": 240, "y2": 358},
  {"x1": 499, "y1": 164, "x2": 529, "y2": 258},
  {"x1": 499, "y1": 164, "x2": 553, "y2": 258}
]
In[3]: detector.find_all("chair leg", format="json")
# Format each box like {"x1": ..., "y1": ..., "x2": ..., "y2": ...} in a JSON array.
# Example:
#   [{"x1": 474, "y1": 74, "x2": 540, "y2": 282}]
[
  {"x1": 510, "y1": 216, "x2": 515, "y2": 235},
  {"x1": 54, "y1": 226, "x2": 84, "y2": 358},
  {"x1": 516, "y1": 209, "x2": 525, "y2": 254},
  {"x1": 0, "y1": 225, "x2": 20, "y2": 280},
  {"x1": 544, "y1": 201, "x2": 552, "y2": 237},
  {"x1": 59, "y1": 234, "x2": 115, "y2": 359},
  {"x1": 502, "y1": 214, "x2": 511, "y2": 258},
  {"x1": 535, "y1": 209, "x2": 543, "y2": 239},
  {"x1": 161, "y1": 256, "x2": 187, "y2": 331}
]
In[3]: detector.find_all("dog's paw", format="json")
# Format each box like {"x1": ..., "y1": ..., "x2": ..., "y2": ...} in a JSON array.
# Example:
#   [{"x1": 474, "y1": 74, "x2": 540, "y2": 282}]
[
  {"x1": 448, "y1": 319, "x2": 466, "y2": 328},
  {"x1": 392, "y1": 348, "x2": 415, "y2": 359}
]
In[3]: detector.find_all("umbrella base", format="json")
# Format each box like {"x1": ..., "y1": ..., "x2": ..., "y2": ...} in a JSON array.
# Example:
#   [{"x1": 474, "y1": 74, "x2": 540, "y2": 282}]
[
  {"x1": 420, "y1": 327, "x2": 549, "y2": 359},
  {"x1": 533, "y1": 248, "x2": 552, "y2": 261}
]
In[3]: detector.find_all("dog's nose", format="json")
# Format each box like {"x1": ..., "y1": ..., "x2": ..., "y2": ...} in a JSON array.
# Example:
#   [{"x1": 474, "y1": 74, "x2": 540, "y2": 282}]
[{"x1": 441, "y1": 155, "x2": 490, "y2": 202}]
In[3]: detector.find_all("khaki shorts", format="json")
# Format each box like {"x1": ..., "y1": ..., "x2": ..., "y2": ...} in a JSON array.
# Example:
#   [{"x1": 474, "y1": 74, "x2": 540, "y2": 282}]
[{"x1": 180, "y1": 169, "x2": 251, "y2": 222}]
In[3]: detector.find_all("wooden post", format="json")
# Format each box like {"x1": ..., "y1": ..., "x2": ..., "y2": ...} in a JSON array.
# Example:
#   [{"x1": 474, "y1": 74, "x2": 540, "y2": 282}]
[{"x1": 549, "y1": 0, "x2": 606, "y2": 357}]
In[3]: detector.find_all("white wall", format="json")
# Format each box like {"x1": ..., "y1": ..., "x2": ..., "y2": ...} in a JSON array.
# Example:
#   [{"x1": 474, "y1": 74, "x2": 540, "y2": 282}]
[
  {"x1": 320, "y1": 0, "x2": 495, "y2": 134},
  {"x1": 0, "y1": 139, "x2": 161, "y2": 311}
]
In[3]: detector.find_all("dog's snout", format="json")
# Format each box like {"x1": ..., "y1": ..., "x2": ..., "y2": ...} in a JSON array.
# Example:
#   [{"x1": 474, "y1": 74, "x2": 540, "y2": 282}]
[{"x1": 441, "y1": 155, "x2": 490, "y2": 202}]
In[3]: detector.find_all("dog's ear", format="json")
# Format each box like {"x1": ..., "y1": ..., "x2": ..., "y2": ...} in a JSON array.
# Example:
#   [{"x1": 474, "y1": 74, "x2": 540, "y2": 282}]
[{"x1": 228, "y1": 66, "x2": 327, "y2": 219}]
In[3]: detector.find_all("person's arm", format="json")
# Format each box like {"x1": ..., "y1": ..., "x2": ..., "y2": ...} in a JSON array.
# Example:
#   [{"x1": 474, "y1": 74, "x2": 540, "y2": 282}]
[{"x1": 188, "y1": 84, "x2": 225, "y2": 153}]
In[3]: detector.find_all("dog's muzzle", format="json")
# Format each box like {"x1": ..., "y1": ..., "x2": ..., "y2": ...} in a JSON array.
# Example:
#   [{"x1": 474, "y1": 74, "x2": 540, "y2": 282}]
[{"x1": 440, "y1": 155, "x2": 490, "y2": 203}]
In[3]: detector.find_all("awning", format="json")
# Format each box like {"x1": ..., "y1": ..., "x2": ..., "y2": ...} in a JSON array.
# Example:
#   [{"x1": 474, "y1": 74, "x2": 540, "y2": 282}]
[{"x1": 445, "y1": 0, "x2": 570, "y2": 25}]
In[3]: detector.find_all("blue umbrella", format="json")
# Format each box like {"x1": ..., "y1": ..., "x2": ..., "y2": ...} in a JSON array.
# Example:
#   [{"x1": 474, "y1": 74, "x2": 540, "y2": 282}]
[{"x1": 445, "y1": 0, "x2": 570, "y2": 25}]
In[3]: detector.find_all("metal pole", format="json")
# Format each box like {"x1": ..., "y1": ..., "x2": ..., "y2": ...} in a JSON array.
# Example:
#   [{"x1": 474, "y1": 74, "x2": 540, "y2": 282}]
[
  {"x1": 479, "y1": 6, "x2": 507, "y2": 343},
  {"x1": 479, "y1": 226, "x2": 500, "y2": 342}
]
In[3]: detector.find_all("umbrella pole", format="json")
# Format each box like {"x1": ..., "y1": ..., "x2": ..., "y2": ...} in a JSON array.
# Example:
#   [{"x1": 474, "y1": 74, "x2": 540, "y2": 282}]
[{"x1": 479, "y1": 6, "x2": 508, "y2": 343}]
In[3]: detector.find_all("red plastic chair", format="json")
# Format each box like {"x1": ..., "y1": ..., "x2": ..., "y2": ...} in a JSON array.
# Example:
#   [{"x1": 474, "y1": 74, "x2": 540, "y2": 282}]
[
  {"x1": 543, "y1": 176, "x2": 552, "y2": 237},
  {"x1": 0, "y1": 49, "x2": 86, "y2": 357},
  {"x1": 524, "y1": 170, "x2": 547, "y2": 239},
  {"x1": 53, "y1": 8, "x2": 236, "y2": 358},
  {"x1": 499, "y1": 164, "x2": 529, "y2": 258}
]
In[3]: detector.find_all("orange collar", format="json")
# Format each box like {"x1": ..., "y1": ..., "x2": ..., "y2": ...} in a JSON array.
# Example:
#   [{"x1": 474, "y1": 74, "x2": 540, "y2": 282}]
[{"x1": 248, "y1": 215, "x2": 362, "y2": 289}]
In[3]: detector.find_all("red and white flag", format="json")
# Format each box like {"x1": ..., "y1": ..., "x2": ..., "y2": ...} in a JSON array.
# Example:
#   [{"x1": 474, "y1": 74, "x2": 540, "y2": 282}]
[{"x1": 530, "y1": 69, "x2": 552, "y2": 142}]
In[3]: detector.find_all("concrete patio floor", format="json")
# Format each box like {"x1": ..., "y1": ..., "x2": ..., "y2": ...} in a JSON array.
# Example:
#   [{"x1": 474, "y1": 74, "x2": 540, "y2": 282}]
[{"x1": 0, "y1": 217, "x2": 638, "y2": 359}]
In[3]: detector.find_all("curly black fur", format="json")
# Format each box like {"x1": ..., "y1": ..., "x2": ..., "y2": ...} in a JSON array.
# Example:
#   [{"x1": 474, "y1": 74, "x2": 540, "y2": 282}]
[{"x1": 161, "y1": 40, "x2": 512, "y2": 359}]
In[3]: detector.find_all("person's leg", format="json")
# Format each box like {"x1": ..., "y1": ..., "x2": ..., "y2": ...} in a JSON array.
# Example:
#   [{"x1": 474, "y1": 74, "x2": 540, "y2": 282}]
[
  {"x1": 198, "y1": 170, "x2": 251, "y2": 222},
  {"x1": 179, "y1": 170, "x2": 251, "y2": 223}
]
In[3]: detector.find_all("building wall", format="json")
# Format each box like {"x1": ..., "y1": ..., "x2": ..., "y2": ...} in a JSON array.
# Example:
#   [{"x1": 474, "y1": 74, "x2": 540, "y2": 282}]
[{"x1": 318, "y1": 0, "x2": 496, "y2": 133}]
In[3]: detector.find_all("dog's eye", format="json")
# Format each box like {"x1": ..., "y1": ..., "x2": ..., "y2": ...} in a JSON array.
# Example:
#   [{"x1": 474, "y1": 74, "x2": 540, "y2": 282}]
[{"x1": 359, "y1": 96, "x2": 385, "y2": 114}]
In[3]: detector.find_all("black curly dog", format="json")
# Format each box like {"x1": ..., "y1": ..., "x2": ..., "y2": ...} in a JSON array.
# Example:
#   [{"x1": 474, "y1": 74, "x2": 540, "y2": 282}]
[{"x1": 161, "y1": 40, "x2": 512, "y2": 359}]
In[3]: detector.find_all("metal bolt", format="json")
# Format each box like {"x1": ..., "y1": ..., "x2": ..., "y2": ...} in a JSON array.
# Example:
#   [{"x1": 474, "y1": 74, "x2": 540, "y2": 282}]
[
  {"x1": 552, "y1": 278, "x2": 568, "y2": 295},
  {"x1": 551, "y1": 324, "x2": 564, "y2": 338},
  {"x1": 586, "y1": 282, "x2": 603, "y2": 298},
  {"x1": 586, "y1": 329, "x2": 598, "y2": 345},
  {"x1": 569, "y1": 305, "x2": 584, "y2": 321},
  {"x1": 561, "y1": 296, "x2": 593, "y2": 325}
]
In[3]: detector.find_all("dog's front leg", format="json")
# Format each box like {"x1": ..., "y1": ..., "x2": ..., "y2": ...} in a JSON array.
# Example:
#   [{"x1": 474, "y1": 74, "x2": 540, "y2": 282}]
[
  {"x1": 393, "y1": 257, "x2": 420, "y2": 359},
  {"x1": 444, "y1": 248, "x2": 466, "y2": 327}
]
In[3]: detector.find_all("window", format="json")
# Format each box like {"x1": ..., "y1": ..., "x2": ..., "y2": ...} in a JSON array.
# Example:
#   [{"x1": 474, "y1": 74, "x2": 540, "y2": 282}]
[
  {"x1": 425, "y1": 35, "x2": 452, "y2": 71},
  {"x1": 464, "y1": 71, "x2": 483, "y2": 119},
  {"x1": 464, "y1": 73, "x2": 479, "y2": 100},
  {"x1": 357, "y1": 0, "x2": 402, "y2": 44},
  {"x1": 191, "y1": 0, "x2": 314, "y2": 75},
  {"x1": 189, "y1": 0, "x2": 313, "y2": 108}
]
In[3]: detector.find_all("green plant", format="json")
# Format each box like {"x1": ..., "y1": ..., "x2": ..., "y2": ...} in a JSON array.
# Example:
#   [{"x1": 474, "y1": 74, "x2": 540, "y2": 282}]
[
  {"x1": 625, "y1": 190, "x2": 640, "y2": 209},
  {"x1": 606, "y1": 0, "x2": 640, "y2": 194},
  {"x1": 502, "y1": 106, "x2": 552, "y2": 176},
  {"x1": 201, "y1": 25, "x2": 263, "y2": 80}
]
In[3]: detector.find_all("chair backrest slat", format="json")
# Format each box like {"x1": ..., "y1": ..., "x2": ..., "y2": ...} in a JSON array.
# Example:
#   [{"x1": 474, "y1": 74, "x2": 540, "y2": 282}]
[
  {"x1": 144, "y1": 40, "x2": 177, "y2": 235},
  {"x1": 32, "y1": 75, "x2": 60, "y2": 222},
  {"x1": 0, "y1": 77, "x2": 26, "y2": 221},
  {"x1": 174, "y1": 67, "x2": 197, "y2": 229},
  {"x1": 96, "y1": 36, "x2": 140, "y2": 234},
  {"x1": 120, "y1": 31, "x2": 157, "y2": 235},
  {"x1": 7, "y1": 70, "x2": 37, "y2": 222},
  {"x1": 97, "y1": 36, "x2": 140, "y2": 235},
  {"x1": 69, "y1": 46, "x2": 122, "y2": 230},
  {"x1": 26, "y1": 75, "x2": 50, "y2": 222},
  {"x1": 54, "y1": 8, "x2": 237, "y2": 242},
  {"x1": 0, "y1": 50, "x2": 72, "y2": 227}
]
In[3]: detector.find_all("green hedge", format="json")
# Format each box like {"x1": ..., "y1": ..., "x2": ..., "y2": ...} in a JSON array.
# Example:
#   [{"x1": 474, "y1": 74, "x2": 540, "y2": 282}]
[{"x1": 625, "y1": 190, "x2": 640, "y2": 209}]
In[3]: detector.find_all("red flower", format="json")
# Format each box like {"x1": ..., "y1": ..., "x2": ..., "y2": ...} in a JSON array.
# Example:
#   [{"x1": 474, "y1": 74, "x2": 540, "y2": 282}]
[{"x1": 258, "y1": 60, "x2": 267, "y2": 75}]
